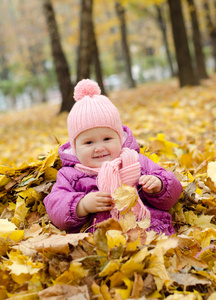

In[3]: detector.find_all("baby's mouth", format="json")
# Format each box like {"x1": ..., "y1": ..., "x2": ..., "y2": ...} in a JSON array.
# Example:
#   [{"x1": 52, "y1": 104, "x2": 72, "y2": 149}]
[{"x1": 93, "y1": 154, "x2": 109, "y2": 159}]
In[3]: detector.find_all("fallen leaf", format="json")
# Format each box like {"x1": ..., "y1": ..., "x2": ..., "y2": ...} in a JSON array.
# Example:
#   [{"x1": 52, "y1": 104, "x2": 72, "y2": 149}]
[
  {"x1": 53, "y1": 261, "x2": 88, "y2": 285},
  {"x1": 194, "y1": 214, "x2": 216, "y2": 230},
  {"x1": 3, "y1": 250, "x2": 43, "y2": 285},
  {"x1": 0, "y1": 219, "x2": 24, "y2": 241},
  {"x1": 207, "y1": 161, "x2": 216, "y2": 188},
  {"x1": 112, "y1": 184, "x2": 138, "y2": 213},
  {"x1": 99, "y1": 260, "x2": 120, "y2": 277},
  {"x1": 170, "y1": 272, "x2": 210, "y2": 287},
  {"x1": 38, "y1": 284, "x2": 90, "y2": 300},
  {"x1": 106, "y1": 230, "x2": 126, "y2": 249},
  {"x1": 31, "y1": 233, "x2": 90, "y2": 254}
]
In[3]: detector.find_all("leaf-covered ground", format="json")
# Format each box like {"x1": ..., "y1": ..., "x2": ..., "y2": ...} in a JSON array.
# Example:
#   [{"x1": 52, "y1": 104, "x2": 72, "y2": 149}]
[{"x1": 0, "y1": 76, "x2": 216, "y2": 299}]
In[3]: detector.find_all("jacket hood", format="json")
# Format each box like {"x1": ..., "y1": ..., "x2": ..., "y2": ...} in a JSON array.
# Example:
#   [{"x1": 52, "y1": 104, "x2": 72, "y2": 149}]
[{"x1": 58, "y1": 125, "x2": 140, "y2": 167}]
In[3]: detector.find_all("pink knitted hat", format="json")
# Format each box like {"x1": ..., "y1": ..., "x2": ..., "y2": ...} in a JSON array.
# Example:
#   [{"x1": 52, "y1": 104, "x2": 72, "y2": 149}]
[{"x1": 67, "y1": 79, "x2": 123, "y2": 151}]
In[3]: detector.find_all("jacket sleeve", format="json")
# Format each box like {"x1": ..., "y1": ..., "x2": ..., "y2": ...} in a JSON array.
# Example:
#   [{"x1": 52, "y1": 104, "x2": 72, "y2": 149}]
[
  {"x1": 138, "y1": 154, "x2": 182, "y2": 211},
  {"x1": 43, "y1": 168, "x2": 90, "y2": 233}
]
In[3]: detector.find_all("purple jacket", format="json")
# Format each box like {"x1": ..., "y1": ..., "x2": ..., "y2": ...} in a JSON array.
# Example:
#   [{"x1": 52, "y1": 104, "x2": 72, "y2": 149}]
[{"x1": 44, "y1": 125, "x2": 182, "y2": 235}]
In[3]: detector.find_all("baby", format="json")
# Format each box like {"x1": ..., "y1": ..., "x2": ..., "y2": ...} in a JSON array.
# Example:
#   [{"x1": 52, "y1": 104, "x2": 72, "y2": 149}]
[{"x1": 44, "y1": 79, "x2": 182, "y2": 235}]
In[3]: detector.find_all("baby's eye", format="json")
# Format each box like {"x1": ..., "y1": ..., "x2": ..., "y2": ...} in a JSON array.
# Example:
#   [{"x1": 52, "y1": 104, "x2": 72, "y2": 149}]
[
  {"x1": 104, "y1": 137, "x2": 111, "y2": 141},
  {"x1": 85, "y1": 141, "x2": 93, "y2": 145}
]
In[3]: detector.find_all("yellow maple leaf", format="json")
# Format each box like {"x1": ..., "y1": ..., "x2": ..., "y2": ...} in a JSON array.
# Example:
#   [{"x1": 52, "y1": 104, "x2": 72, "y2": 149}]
[
  {"x1": 144, "y1": 248, "x2": 172, "y2": 291},
  {"x1": 37, "y1": 146, "x2": 59, "y2": 178},
  {"x1": 114, "y1": 277, "x2": 133, "y2": 299},
  {"x1": 0, "y1": 237, "x2": 14, "y2": 256},
  {"x1": 194, "y1": 214, "x2": 216, "y2": 230},
  {"x1": 179, "y1": 152, "x2": 194, "y2": 169},
  {"x1": 120, "y1": 258, "x2": 144, "y2": 277},
  {"x1": 131, "y1": 247, "x2": 149, "y2": 263},
  {"x1": 0, "y1": 175, "x2": 10, "y2": 187},
  {"x1": 0, "y1": 218, "x2": 17, "y2": 234},
  {"x1": 106, "y1": 230, "x2": 126, "y2": 250},
  {"x1": 91, "y1": 282, "x2": 102, "y2": 299},
  {"x1": 109, "y1": 271, "x2": 125, "y2": 289},
  {"x1": 126, "y1": 235, "x2": 141, "y2": 251},
  {"x1": 54, "y1": 261, "x2": 88, "y2": 285},
  {"x1": 11, "y1": 195, "x2": 29, "y2": 227},
  {"x1": 140, "y1": 147, "x2": 160, "y2": 163},
  {"x1": 119, "y1": 212, "x2": 137, "y2": 232},
  {"x1": 194, "y1": 228, "x2": 216, "y2": 248},
  {"x1": 207, "y1": 161, "x2": 216, "y2": 188},
  {"x1": 186, "y1": 171, "x2": 195, "y2": 183},
  {"x1": 19, "y1": 188, "x2": 40, "y2": 207},
  {"x1": 149, "y1": 133, "x2": 179, "y2": 159},
  {"x1": 99, "y1": 260, "x2": 120, "y2": 277},
  {"x1": 101, "y1": 284, "x2": 112, "y2": 300},
  {"x1": 112, "y1": 184, "x2": 138, "y2": 213},
  {"x1": 184, "y1": 210, "x2": 197, "y2": 225},
  {"x1": 44, "y1": 166, "x2": 58, "y2": 181},
  {"x1": 3, "y1": 250, "x2": 43, "y2": 285},
  {"x1": 0, "y1": 219, "x2": 24, "y2": 241}
]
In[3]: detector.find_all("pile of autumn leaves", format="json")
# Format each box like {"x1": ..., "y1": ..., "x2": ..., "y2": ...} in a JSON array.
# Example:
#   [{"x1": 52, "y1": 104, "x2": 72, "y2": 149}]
[{"x1": 0, "y1": 77, "x2": 216, "y2": 299}]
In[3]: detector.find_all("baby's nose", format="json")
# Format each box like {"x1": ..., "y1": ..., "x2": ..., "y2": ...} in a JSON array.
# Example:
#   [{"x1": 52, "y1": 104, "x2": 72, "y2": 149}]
[{"x1": 95, "y1": 144, "x2": 105, "y2": 152}]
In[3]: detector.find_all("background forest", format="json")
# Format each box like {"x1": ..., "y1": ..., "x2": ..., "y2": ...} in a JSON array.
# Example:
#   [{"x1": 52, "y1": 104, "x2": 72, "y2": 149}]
[{"x1": 0, "y1": 0, "x2": 216, "y2": 112}]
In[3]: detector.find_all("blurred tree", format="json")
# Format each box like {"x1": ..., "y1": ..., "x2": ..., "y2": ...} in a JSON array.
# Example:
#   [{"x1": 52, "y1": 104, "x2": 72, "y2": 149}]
[
  {"x1": 186, "y1": 0, "x2": 208, "y2": 79},
  {"x1": 155, "y1": 3, "x2": 175, "y2": 77},
  {"x1": 77, "y1": 0, "x2": 105, "y2": 94},
  {"x1": 0, "y1": 6, "x2": 9, "y2": 81},
  {"x1": 202, "y1": 0, "x2": 216, "y2": 71},
  {"x1": 17, "y1": 1, "x2": 49, "y2": 103},
  {"x1": 0, "y1": 0, "x2": 60, "y2": 108},
  {"x1": 77, "y1": 0, "x2": 92, "y2": 81},
  {"x1": 168, "y1": 0, "x2": 199, "y2": 87},
  {"x1": 2, "y1": 0, "x2": 213, "y2": 111},
  {"x1": 42, "y1": 0, "x2": 74, "y2": 112},
  {"x1": 0, "y1": 33, "x2": 9, "y2": 80},
  {"x1": 115, "y1": 1, "x2": 135, "y2": 88},
  {"x1": 91, "y1": 24, "x2": 106, "y2": 95}
]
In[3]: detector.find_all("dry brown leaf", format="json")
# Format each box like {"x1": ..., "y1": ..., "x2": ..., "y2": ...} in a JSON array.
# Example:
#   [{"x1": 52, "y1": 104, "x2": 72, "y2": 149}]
[
  {"x1": 32, "y1": 233, "x2": 90, "y2": 254},
  {"x1": 169, "y1": 272, "x2": 210, "y2": 287},
  {"x1": 38, "y1": 284, "x2": 90, "y2": 300}
]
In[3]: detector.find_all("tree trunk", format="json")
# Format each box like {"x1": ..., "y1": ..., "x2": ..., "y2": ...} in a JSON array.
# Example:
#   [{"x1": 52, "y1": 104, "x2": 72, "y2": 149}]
[
  {"x1": 0, "y1": 54, "x2": 9, "y2": 80},
  {"x1": 89, "y1": 2, "x2": 106, "y2": 95},
  {"x1": 203, "y1": 0, "x2": 216, "y2": 71},
  {"x1": 155, "y1": 4, "x2": 175, "y2": 77},
  {"x1": 77, "y1": 0, "x2": 93, "y2": 82},
  {"x1": 77, "y1": 0, "x2": 105, "y2": 93},
  {"x1": 168, "y1": 0, "x2": 199, "y2": 87},
  {"x1": 187, "y1": 0, "x2": 208, "y2": 79},
  {"x1": 115, "y1": 2, "x2": 135, "y2": 88},
  {"x1": 42, "y1": 0, "x2": 74, "y2": 113},
  {"x1": 91, "y1": 30, "x2": 106, "y2": 95}
]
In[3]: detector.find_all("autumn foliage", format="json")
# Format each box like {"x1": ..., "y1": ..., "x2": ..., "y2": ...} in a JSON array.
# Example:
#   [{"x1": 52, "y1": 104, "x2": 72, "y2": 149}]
[{"x1": 0, "y1": 77, "x2": 216, "y2": 299}]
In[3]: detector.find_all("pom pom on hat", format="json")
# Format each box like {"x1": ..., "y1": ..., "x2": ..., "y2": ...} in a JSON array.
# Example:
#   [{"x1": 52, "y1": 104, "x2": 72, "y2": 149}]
[
  {"x1": 74, "y1": 79, "x2": 101, "y2": 101},
  {"x1": 67, "y1": 79, "x2": 123, "y2": 151}
]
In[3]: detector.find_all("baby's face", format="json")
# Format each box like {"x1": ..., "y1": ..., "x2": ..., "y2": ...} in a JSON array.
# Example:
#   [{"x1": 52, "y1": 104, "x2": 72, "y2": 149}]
[{"x1": 75, "y1": 127, "x2": 122, "y2": 168}]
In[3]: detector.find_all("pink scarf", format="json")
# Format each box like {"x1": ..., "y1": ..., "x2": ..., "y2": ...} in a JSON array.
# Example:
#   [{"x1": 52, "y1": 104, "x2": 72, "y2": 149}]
[{"x1": 75, "y1": 148, "x2": 150, "y2": 221}]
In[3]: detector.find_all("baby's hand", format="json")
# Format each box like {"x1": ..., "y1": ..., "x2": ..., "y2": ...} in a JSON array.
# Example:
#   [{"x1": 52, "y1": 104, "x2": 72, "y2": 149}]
[
  {"x1": 139, "y1": 175, "x2": 162, "y2": 194},
  {"x1": 77, "y1": 192, "x2": 113, "y2": 217}
]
